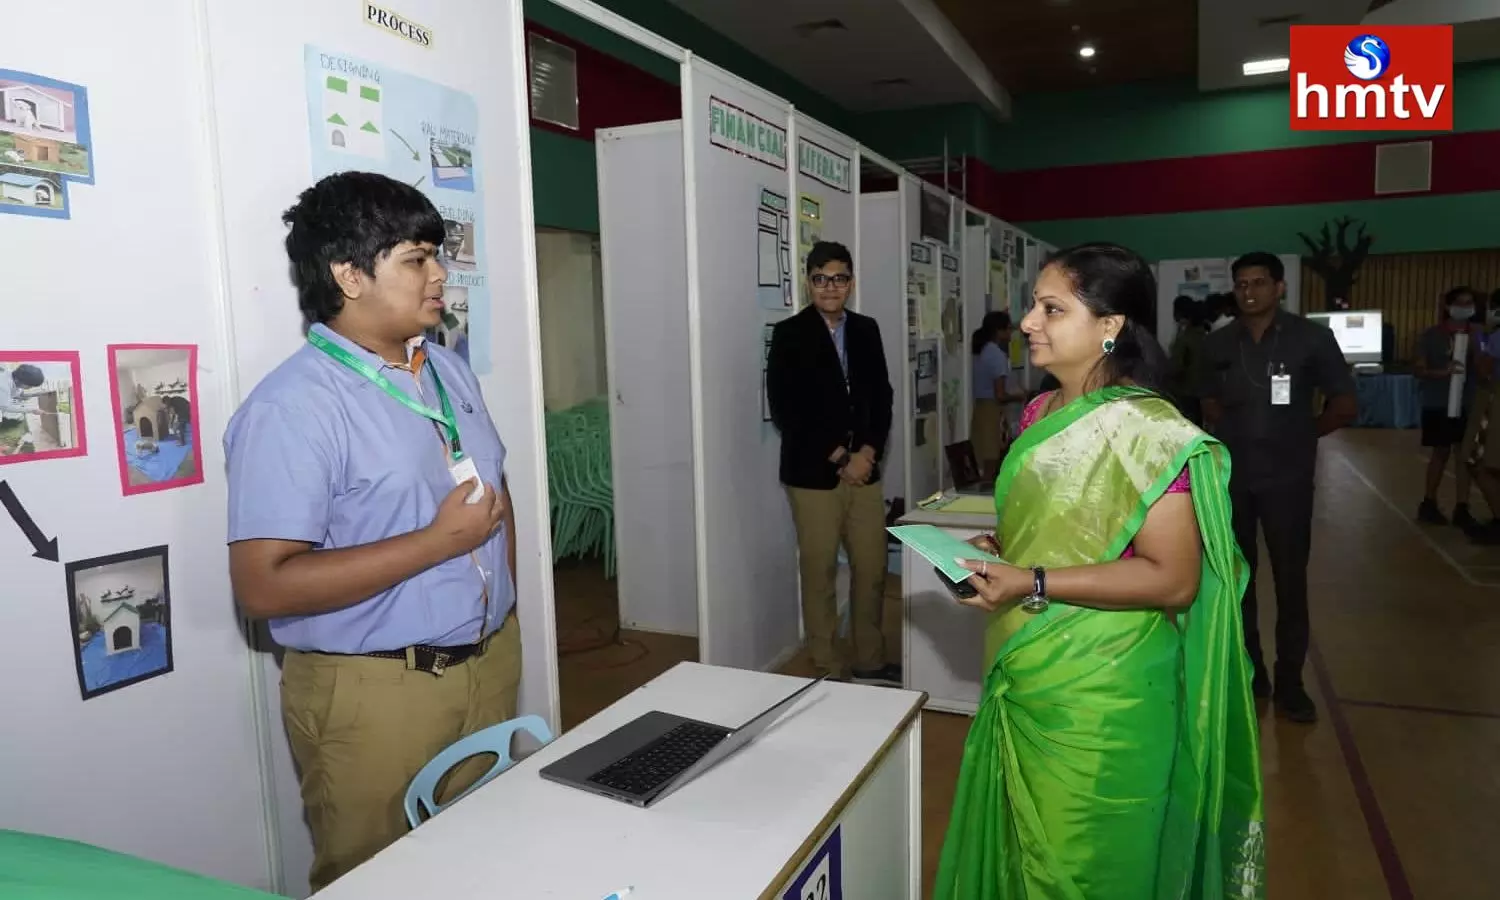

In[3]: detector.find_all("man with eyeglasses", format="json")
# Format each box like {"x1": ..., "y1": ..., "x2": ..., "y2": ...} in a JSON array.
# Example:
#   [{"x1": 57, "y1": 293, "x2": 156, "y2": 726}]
[
  {"x1": 1198, "y1": 251, "x2": 1357, "y2": 724},
  {"x1": 767, "y1": 241, "x2": 898, "y2": 686}
]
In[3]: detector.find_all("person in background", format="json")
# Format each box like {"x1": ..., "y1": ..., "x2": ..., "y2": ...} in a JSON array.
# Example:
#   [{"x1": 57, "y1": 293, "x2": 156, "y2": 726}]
[
  {"x1": 969, "y1": 311, "x2": 1020, "y2": 479},
  {"x1": 1452, "y1": 290, "x2": 1500, "y2": 541},
  {"x1": 1199, "y1": 251, "x2": 1357, "y2": 724},
  {"x1": 1204, "y1": 292, "x2": 1237, "y2": 331},
  {"x1": 1167, "y1": 294, "x2": 1206, "y2": 424},
  {"x1": 767, "y1": 241, "x2": 899, "y2": 687},
  {"x1": 224, "y1": 172, "x2": 522, "y2": 891},
  {"x1": 1415, "y1": 287, "x2": 1487, "y2": 528},
  {"x1": 934, "y1": 242, "x2": 1263, "y2": 899}
]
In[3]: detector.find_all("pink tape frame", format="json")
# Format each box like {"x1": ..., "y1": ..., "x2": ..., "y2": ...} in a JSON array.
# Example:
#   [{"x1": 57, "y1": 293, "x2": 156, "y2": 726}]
[
  {"x1": 106, "y1": 343, "x2": 205, "y2": 496},
  {"x1": 0, "y1": 350, "x2": 89, "y2": 466}
]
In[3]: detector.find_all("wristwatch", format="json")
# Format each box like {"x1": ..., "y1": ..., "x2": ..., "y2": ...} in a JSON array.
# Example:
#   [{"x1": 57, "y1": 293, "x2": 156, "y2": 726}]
[{"x1": 1020, "y1": 567, "x2": 1049, "y2": 614}]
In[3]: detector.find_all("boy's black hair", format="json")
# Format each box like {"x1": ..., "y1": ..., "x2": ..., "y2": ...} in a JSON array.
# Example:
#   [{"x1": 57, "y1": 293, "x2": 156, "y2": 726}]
[{"x1": 282, "y1": 171, "x2": 447, "y2": 324}]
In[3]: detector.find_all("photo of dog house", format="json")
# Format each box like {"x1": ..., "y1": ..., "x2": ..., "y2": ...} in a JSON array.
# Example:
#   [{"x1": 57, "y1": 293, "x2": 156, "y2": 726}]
[
  {"x1": 65, "y1": 545, "x2": 174, "y2": 701},
  {"x1": 107, "y1": 344, "x2": 203, "y2": 495}
]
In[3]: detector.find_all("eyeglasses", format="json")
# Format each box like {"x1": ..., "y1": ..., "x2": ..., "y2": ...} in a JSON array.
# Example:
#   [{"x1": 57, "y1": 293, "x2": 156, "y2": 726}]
[{"x1": 810, "y1": 274, "x2": 852, "y2": 288}]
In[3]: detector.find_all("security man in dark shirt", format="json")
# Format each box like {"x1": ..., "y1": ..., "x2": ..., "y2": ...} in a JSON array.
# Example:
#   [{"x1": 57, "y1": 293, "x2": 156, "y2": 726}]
[{"x1": 1199, "y1": 252, "x2": 1358, "y2": 724}]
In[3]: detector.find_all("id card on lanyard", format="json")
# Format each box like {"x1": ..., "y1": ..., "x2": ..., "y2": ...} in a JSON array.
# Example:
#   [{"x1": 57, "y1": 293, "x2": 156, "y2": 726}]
[
  {"x1": 307, "y1": 331, "x2": 484, "y2": 503},
  {"x1": 1271, "y1": 363, "x2": 1291, "y2": 406}
]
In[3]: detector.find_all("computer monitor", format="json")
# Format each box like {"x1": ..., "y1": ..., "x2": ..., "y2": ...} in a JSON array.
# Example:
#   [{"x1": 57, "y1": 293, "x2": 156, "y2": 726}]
[{"x1": 1306, "y1": 310, "x2": 1384, "y2": 365}]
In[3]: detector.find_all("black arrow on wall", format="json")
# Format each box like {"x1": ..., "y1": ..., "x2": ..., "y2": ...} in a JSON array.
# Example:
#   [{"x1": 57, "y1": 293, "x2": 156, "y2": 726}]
[{"x1": 0, "y1": 480, "x2": 59, "y2": 562}]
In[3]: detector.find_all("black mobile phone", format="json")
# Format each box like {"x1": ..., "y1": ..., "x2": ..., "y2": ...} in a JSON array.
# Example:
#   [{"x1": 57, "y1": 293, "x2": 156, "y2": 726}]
[{"x1": 936, "y1": 566, "x2": 979, "y2": 599}]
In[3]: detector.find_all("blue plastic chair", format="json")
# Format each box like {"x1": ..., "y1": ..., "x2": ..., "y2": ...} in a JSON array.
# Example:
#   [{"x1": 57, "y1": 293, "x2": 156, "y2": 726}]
[{"x1": 403, "y1": 714, "x2": 554, "y2": 828}]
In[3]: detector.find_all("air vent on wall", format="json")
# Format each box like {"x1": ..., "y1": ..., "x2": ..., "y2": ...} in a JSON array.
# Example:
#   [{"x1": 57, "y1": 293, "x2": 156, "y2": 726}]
[
  {"x1": 1374, "y1": 140, "x2": 1433, "y2": 195},
  {"x1": 528, "y1": 33, "x2": 579, "y2": 131}
]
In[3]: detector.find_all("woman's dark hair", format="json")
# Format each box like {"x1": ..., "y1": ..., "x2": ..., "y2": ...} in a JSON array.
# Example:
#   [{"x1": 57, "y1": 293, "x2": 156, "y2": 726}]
[
  {"x1": 1445, "y1": 285, "x2": 1477, "y2": 307},
  {"x1": 971, "y1": 310, "x2": 1011, "y2": 355},
  {"x1": 1042, "y1": 242, "x2": 1170, "y2": 393},
  {"x1": 282, "y1": 171, "x2": 447, "y2": 325},
  {"x1": 1172, "y1": 294, "x2": 1199, "y2": 325}
]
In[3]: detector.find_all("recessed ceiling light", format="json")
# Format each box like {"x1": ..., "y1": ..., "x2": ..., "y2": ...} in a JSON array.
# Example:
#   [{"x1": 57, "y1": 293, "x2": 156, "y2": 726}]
[
  {"x1": 1078, "y1": 44, "x2": 1096, "y2": 59},
  {"x1": 1242, "y1": 57, "x2": 1290, "y2": 76}
]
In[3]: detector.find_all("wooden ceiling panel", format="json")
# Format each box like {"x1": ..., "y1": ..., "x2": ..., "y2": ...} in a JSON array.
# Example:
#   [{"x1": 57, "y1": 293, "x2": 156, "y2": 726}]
[{"x1": 933, "y1": 0, "x2": 1198, "y2": 93}]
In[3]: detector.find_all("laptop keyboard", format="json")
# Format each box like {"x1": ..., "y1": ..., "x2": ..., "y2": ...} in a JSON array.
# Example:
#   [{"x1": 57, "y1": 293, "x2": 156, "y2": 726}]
[{"x1": 586, "y1": 721, "x2": 729, "y2": 797}]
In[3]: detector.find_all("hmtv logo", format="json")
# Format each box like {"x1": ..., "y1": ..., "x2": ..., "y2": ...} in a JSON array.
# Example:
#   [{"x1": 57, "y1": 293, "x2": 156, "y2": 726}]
[{"x1": 1290, "y1": 25, "x2": 1453, "y2": 131}]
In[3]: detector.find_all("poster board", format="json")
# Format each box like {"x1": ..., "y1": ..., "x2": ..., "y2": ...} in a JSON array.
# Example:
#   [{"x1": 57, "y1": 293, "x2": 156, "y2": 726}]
[
  {"x1": 794, "y1": 115, "x2": 855, "y2": 303},
  {"x1": 0, "y1": 0, "x2": 270, "y2": 888},
  {"x1": 597, "y1": 122, "x2": 697, "y2": 638},
  {"x1": 686, "y1": 60, "x2": 800, "y2": 670},
  {"x1": 203, "y1": 0, "x2": 549, "y2": 893},
  {"x1": 938, "y1": 248, "x2": 965, "y2": 455},
  {"x1": 858, "y1": 190, "x2": 908, "y2": 511}
]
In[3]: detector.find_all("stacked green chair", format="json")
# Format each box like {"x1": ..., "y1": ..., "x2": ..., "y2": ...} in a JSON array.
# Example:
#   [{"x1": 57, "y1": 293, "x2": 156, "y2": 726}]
[{"x1": 544, "y1": 398, "x2": 615, "y2": 578}]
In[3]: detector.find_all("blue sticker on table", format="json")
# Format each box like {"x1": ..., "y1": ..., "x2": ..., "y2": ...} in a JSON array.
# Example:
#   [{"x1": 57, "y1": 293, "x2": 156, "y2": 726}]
[{"x1": 783, "y1": 825, "x2": 842, "y2": 900}]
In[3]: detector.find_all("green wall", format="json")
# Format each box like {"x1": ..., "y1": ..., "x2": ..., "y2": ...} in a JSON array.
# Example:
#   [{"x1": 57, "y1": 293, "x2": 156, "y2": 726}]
[
  {"x1": 996, "y1": 63, "x2": 1500, "y2": 259},
  {"x1": 524, "y1": 0, "x2": 864, "y2": 232}
]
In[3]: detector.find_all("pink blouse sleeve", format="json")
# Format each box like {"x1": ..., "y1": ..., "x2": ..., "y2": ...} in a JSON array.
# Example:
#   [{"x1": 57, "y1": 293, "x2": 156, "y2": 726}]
[
  {"x1": 1165, "y1": 467, "x2": 1191, "y2": 493},
  {"x1": 1017, "y1": 393, "x2": 1050, "y2": 432}
]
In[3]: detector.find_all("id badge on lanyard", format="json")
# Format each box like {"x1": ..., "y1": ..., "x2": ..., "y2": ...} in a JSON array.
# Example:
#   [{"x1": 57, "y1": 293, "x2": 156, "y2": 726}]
[
  {"x1": 307, "y1": 331, "x2": 484, "y2": 504},
  {"x1": 1270, "y1": 363, "x2": 1291, "y2": 406}
]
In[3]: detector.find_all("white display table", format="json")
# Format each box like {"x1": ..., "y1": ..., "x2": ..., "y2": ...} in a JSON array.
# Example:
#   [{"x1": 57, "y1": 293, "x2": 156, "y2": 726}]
[
  {"x1": 314, "y1": 662, "x2": 926, "y2": 900},
  {"x1": 898, "y1": 503, "x2": 996, "y2": 716}
]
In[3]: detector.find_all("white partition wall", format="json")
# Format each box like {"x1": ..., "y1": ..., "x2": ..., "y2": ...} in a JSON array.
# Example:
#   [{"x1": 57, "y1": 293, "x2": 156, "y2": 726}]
[
  {"x1": 963, "y1": 217, "x2": 991, "y2": 418},
  {"x1": 795, "y1": 115, "x2": 856, "y2": 289},
  {"x1": 905, "y1": 179, "x2": 942, "y2": 501},
  {"x1": 597, "y1": 122, "x2": 697, "y2": 637},
  {"x1": 0, "y1": 1, "x2": 273, "y2": 888},
  {"x1": 203, "y1": 1, "x2": 551, "y2": 894},
  {"x1": 684, "y1": 59, "x2": 801, "y2": 669},
  {"x1": 858, "y1": 190, "x2": 908, "y2": 510}
]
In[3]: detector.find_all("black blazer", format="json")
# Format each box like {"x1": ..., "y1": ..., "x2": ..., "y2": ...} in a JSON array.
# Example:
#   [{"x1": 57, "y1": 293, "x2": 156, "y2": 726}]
[{"x1": 766, "y1": 305, "x2": 894, "y2": 489}]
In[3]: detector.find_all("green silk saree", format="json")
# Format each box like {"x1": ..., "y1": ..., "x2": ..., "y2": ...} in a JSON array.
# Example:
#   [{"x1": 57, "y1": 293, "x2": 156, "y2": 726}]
[{"x1": 934, "y1": 386, "x2": 1265, "y2": 900}]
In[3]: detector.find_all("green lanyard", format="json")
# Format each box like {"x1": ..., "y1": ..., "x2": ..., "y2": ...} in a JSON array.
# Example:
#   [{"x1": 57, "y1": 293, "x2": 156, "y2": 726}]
[{"x1": 307, "y1": 330, "x2": 464, "y2": 460}]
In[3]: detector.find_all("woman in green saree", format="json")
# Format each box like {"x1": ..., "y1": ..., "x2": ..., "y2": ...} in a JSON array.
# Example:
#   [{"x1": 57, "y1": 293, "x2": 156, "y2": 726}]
[{"x1": 934, "y1": 243, "x2": 1265, "y2": 899}]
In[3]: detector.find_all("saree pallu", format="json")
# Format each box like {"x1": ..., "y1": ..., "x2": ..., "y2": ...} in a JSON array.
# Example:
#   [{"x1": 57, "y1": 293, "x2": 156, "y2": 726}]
[{"x1": 935, "y1": 387, "x2": 1265, "y2": 900}]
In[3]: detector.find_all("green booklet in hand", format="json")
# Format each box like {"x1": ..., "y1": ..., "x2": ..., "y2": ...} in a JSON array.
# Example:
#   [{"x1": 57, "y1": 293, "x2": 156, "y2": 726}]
[{"x1": 887, "y1": 524, "x2": 1003, "y2": 583}]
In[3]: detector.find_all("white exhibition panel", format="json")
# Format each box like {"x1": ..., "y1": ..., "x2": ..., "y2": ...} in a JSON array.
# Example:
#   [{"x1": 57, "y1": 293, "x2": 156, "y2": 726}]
[
  {"x1": 686, "y1": 60, "x2": 800, "y2": 669},
  {"x1": 904, "y1": 179, "x2": 941, "y2": 501},
  {"x1": 857, "y1": 192, "x2": 908, "y2": 510},
  {"x1": 963, "y1": 221, "x2": 990, "y2": 418},
  {"x1": 597, "y1": 122, "x2": 697, "y2": 637},
  {"x1": 938, "y1": 245, "x2": 965, "y2": 460},
  {"x1": 0, "y1": 0, "x2": 271, "y2": 889},
  {"x1": 202, "y1": 0, "x2": 549, "y2": 894},
  {"x1": 794, "y1": 114, "x2": 856, "y2": 285}
]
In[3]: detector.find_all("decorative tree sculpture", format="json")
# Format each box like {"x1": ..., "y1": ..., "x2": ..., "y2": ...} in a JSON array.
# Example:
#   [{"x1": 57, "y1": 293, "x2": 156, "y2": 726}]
[{"x1": 1298, "y1": 216, "x2": 1375, "y2": 308}]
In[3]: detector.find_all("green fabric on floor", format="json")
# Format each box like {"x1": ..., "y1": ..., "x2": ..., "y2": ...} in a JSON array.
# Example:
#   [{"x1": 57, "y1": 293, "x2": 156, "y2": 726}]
[{"x1": 0, "y1": 829, "x2": 281, "y2": 899}]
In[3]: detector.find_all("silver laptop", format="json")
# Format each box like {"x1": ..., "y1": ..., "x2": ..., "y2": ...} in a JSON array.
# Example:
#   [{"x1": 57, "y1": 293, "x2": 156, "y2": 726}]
[{"x1": 539, "y1": 675, "x2": 826, "y2": 807}]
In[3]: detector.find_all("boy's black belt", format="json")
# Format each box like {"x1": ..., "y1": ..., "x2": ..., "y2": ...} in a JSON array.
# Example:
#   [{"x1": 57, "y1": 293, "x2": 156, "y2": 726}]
[{"x1": 360, "y1": 637, "x2": 488, "y2": 675}]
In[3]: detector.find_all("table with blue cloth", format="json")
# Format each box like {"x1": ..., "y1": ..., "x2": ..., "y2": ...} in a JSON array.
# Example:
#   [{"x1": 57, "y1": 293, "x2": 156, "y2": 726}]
[{"x1": 1354, "y1": 373, "x2": 1422, "y2": 428}]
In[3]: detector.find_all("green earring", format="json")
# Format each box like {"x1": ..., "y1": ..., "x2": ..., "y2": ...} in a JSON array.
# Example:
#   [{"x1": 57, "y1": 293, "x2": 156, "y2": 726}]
[{"x1": 1102, "y1": 337, "x2": 1116, "y2": 354}]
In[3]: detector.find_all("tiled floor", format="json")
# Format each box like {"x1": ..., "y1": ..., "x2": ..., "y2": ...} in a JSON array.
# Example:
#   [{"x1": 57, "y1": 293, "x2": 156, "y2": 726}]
[{"x1": 554, "y1": 428, "x2": 1500, "y2": 899}]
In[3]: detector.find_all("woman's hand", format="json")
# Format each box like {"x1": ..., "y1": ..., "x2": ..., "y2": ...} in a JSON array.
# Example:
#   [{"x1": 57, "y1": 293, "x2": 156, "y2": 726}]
[{"x1": 953, "y1": 557, "x2": 1031, "y2": 613}]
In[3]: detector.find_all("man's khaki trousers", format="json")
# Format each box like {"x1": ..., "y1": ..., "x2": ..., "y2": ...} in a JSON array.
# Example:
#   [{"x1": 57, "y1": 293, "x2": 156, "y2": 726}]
[
  {"x1": 280, "y1": 612, "x2": 522, "y2": 891},
  {"x1": 785, "y1": 480, "x2": 889, "y2": 676}
]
